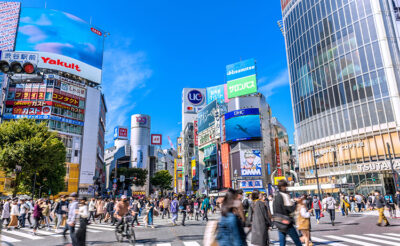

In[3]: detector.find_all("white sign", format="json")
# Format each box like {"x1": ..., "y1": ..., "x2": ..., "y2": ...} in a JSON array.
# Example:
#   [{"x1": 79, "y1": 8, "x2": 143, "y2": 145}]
[
  {"x1": 182, "y1": 88, "x2": 206, "y2": 114},
  {"x1": 60, "y1": 81, "x2": 86, "y2": 98},
  {"x1": 120, "y1": 175, "x2": 125, "y2": 182},
  {"x1": 357, "y1": 160, "x2": 400, "y2": 172},
  {"x1": 151, "y1": 134, "x2": 162, "y2": 145},
  {"x1": 0, "y1": 2, "x2": 20, "y2": 51}
]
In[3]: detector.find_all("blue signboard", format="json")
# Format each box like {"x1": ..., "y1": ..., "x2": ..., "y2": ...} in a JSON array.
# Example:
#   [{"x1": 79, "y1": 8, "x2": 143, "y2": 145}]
[
  {"x1": 3, "y1": 114, "x2": 84, "y2": 126},
  {"x1": 197, "y1": 100, "x2": 217, "y2": 133},
  {"x1": 206, "y1": 84, "x2": 225, "y2": 104},
  {"x1": 224, "y1": 108, "x2": 261, "y2": 142},
  {"x1": 226, "y1": 58, "x2": 256, "y2": 82}
]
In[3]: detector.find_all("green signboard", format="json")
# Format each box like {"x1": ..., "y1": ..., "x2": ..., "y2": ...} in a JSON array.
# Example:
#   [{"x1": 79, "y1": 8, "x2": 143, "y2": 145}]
[{"x1": 227, "y1": 74, "x2": 257, "y2": 98}]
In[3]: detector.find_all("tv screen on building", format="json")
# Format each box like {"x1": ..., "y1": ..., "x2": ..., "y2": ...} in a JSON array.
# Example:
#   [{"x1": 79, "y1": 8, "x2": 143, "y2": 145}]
[{"x1": 224, "y1": 108, "x2": 261, "y2": 142}]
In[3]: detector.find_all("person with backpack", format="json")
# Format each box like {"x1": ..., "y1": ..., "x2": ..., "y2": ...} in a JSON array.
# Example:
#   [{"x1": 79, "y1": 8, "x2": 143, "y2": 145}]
[
  {"x1": 194, "y1": 198, "x2": 201, "y2": 221},
  {"x1": 384, "y1": 194, "x2": 395, "y2": 218},
  {"x1": 242, "y1": 194, "x2": 250, "y2": 218},
  {"x1": 170, "y1": 196, "x2": 179, "y2": 226},
  {"x1": 162, "y1": 197, "x2": 171, "y2": 219},
  {"x1": 312, "y1": 196, "x2": 322, "y2": 224},
  {"x1": 248, "y1": 190, "x2": 271, "y2": 246},
  {"x1": 273, "y1": 180, "x2": 302, "y2": 246},
  {"x1": 130, "y1": 198, "x2": 141, "y2": 226},
  {"x1": 216, "y1": 189, "x2": 247, "y2": 246},
  {"x1": 179, "y1": 195, "x2": 189, "y2": 226},
  {"x1": 324, "y1": 193, "x2": 336, "y2": 226},
  {"x1": 18, "y1": 199, "x2": 30, "y2": 228}
]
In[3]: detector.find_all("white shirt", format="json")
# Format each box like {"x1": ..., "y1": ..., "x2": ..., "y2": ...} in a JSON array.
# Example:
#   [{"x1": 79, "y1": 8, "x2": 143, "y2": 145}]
[
  {"x1": 10, "y1": 204, "x2": 19, "y2": 216},
  {"x1": 300, "y1": 206, "x2": 310, "y2": 218},
  {"x1": 79, "y1": 204, "x2": 89, "y2": 218}
]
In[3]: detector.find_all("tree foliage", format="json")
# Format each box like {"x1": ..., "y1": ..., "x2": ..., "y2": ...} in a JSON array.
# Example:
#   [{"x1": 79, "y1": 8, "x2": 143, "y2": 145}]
[
  {"x1": 150, "y1": 170, "x2": 173, "y2": 193},
  {"x1": 109, "y1": 167, "x2": 148, "y2": 189},
  {"x1": 0, "y1": 119, "x2": 67, "y2": 197}
]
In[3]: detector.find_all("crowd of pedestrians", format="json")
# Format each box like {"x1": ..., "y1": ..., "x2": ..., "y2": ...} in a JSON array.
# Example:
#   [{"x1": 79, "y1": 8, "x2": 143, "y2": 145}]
[{"x1": 213, "y1": 180, "x2": 400, "y2": 246}]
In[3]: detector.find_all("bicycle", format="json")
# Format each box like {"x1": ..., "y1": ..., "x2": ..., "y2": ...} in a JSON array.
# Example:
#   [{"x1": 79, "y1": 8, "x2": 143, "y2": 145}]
[{"x1": 115, "y1": 215, "x2": 136, "y2": 245}]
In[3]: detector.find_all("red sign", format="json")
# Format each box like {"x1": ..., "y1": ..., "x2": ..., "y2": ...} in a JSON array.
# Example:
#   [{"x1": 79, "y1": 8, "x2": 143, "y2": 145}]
[
  {"x1": 194, "y1": 121, "x2": 198, "y2": 146},
  {"x1": 151, "y1": 134, "x2": 162, "y2": 145},
  {"x1": 91, "y1": 27, "x2": 102, "y2": 36},
  {"x1": 12, "y1": 106, "x2": 51, "y2": 115},
  {"x1": 41, "y1": 57, "x2": 81, "y2": 72},
  {"x1": 53, "y1": 102, "x2": 84, "y2": 114},
  {"x1": 275, "y1": 138, "x2": 282, "y2": 176},
  {"x1": 221, "y1": 143, "x2": 231, "y2": 188},
  {"x1": 6, "y1": 101, "x2": 51, "y2": 107},
  {"x1": 119, "y1": 128, "x2": 128, "y2": 138},
  {"x1": 53, "y1": 92, "x2": 79, "y2": 107}
]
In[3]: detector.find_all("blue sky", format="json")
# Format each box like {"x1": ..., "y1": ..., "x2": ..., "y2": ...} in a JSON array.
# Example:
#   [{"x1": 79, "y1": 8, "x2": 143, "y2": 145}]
[{"x1": 17, "y1": 0, "x2": 294, "y2": 148}]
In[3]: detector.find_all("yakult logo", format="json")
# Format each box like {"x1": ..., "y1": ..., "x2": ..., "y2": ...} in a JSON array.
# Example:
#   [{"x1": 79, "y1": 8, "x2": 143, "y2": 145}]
[{"x1": 41, "y1": 57, "x2": 81, "y2": 72}]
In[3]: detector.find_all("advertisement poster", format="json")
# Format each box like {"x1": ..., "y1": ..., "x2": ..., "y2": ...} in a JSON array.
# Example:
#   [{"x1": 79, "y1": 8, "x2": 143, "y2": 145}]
[
  {"x1": 226, "y1": 58, "x2": 256, "y2": 82},
  {"x1": 151, "y1": 134, "x2": 162, "y2": 145},
  {"x1": 0, "y1": 2, "x2": 20, "y2": 51},
  {"x1": 191, "y1": 159, "x2": 196, "y2": 178},
  {"x1": 206, "y1": 84, "x2": 226, "y2": 104},
  {"x1": 183, "y1": 88, "x2": 206, "y2": 113},
  {"x1": 16, "y1": 8, "x2": 104, "y2": 69},
  {"x1": 197, "y1": 100, "x2": 217, "y2": 133},
  {"x1": 114, "y1": 126, "x2": 128, "y2": 140},
  {"x1": 227, "y1": 74, "x2": 257, "y2": 99},
  {"x1": 221, "y1": 143, "x2": 231, "y2": 188},
  {"x1": 194, "y1": 120, "x2": 198, "y2": 146},
  {"x1": 239, "y1": 180, "x2": 263, "y2": 189},
  {"x1": 224, "y1": 108, "x2": 261, "y2": 142},
  {"x1": 240, "y1": 150, "x2": 262, "y2": 176}
]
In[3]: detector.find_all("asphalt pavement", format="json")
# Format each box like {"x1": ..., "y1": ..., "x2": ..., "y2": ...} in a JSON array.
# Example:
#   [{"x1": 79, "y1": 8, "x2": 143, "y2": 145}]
[{"x1": 1, "y1": 210, "x2": 400, "y2": 245}]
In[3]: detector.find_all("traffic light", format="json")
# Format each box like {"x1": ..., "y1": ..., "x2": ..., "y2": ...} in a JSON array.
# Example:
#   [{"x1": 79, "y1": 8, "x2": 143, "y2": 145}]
[{"x1": 0, "y1": 60, "x2": 37, "y2": 74}]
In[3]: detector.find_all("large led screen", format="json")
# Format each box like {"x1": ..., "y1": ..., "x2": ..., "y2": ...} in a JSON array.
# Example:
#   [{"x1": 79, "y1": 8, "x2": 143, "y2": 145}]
[
  {"x1": 15, "y1": 8, "x2": 104, "y2": 69},
  {"x1": 224, "y1": 108, "x2": 261, "y2": 142}
]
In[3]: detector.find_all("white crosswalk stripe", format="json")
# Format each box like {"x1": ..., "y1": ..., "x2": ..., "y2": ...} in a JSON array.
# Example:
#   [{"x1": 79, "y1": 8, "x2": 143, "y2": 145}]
[
  {"x1": 0, "y1": 234, "x2": 21, "y2": 243},
  {"x1": 183, "y1": 242, "x2": 201, "y2": 246},
  {"x1": 20, "y1": 228, "x2": 62, "y2": 237},
  {"x1": 366, "y1": 234, "x2": 400, "y2": 242},
  {"x1": 325, "y1": 235, "x2": 384, "y2": 246},
  {"x1": 311, "y1": 236, "x2": 349, "y2": 246},
  {"x1": 156, "y1": 244, "x2": 172, "y2": 246},
  {"x1": 2, "y1": 229, "x2": 44, "y2": 240},
  {"x1": 345, "y1": 234, "x2": 400, "y2": 246}
]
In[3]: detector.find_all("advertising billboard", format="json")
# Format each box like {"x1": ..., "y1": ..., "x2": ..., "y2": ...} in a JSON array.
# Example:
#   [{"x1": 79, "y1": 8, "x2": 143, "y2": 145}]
[
  {"x1": 239, "y1": 180, "x2": 263, "y2": 189},
  {"x1": 151, "y1": 134, "x2": 162, "y2": 145},
  {"x1": 224, "y1": 108, "x2": 261, "y2": 142},
  {"x1": 177, "y1": 137, "x2": 183, "y2": 157},
  {"x1": 16, "y1": 8, "x2": 104, "y2": 69},
  {"x1": 114, "y1": 126, "x2": 128, "y2": 140},
  {"x1": 182, "y1": 88, "x2": 206, "y2": 114},
  {"x1": 221, "y1": 143, "x2": 231, "y2": 188},
  {"x1": 191, "y1": 159, "x2": 196, "y2": 177},
  {"x1": 206, "y1": 84, "x2": 228, "y2": 104},
  {"x1": 227, "y1": 74, "x2": 257, "y2": 99},
  {"x1": 240, "y1": 150, "x2": 262, "y2": 176},
  {"x1": 194, "y1": 120, "x2": 198, "y2": 146},
  {"x1": 226, "y1": 58, "x2": 256, "y2": 82},
  {"x1": 197, "y1": 100, "x2": 217, "y2": 133},
  {"x1": 0, "y1": 2, "x2": 20, "y2": 51}
]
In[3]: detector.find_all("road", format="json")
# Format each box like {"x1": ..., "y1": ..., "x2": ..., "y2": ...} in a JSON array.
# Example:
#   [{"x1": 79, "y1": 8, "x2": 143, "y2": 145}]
[{"x1": 1, "y1": 211, "x2": 400, "y2": 245}]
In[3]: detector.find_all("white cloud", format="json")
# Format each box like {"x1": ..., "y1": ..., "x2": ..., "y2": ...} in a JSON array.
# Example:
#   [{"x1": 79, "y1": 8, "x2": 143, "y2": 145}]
[
  {"x1": 102, "y1": 44, "x2": 152, "y2": 146},
  {"x1": 259, "y1": 69, "x2": 290, "y2": 98}
]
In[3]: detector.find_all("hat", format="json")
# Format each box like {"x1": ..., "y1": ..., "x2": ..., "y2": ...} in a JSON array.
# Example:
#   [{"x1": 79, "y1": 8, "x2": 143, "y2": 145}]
[{"x1": 70, "y1": 192, "x2": 78, "y2": 198}]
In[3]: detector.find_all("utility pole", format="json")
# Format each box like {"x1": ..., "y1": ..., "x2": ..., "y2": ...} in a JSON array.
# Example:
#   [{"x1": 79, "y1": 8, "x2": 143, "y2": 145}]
[
  {"x1": 387, "y1": 142, "x2": 399, "y2": 192},
  {"x1": 312, "y1": 146, "x2": 322, "y2": 201}
]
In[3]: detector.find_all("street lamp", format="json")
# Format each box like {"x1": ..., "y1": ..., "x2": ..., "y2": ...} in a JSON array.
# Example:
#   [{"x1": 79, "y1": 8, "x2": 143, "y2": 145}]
[{"x1": 312, "y1": 146, "x2": 322, "y2": 201}]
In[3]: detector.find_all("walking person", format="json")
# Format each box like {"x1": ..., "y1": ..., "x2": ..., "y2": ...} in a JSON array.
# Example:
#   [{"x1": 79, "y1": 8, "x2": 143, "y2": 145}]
[
  {"x1": 7, "y1": 199, "x2": 19, "y2": 230},
  {"x1": 355, "y1": 193, "x2": 363, "y2": 212},
  {"x1": 374, "y1": 190, "x2": 390, "y2": 226},
  {"x1": 55, "y1": 196, "x2": 69, "y2": 232},
  {"x1": 216, "y1": 189, "x2": 247, "y2": 246},
  {"x1": 131, "y1": 198, "x2": 140, "y2": 226},
  {"x1": 170, "y1": 196, "x2": 179, "y2": 226},
  {"x1": 95, "y1": 198, "x2": 105, "y2": 224},
  {"x1": 41, "y1": 200, "x2": 51, "y2": 231},
  {"x1": 339, "y1": 193, "x2": 349, "y2": 216},
  {"x1": 88, "y1": 198, "x2": 96, "y2": 223},
  {"x1": 18, "y1": 199, "x2": 30, "y2": 228},
  {"x1": 248, "y1": 190, "x2": 271, "y2": 246},
  {"x1": 1, "y1": 198, "x2": 11, "y2": 231},
  {"x1": 179, "y1": 195, "x2": 188, "y2": 226},
  {"x1": 312, "y1": 195, "x2": 322, "y2": 224},
  {"x1": 63, "y1": 193, "x2": 79, "y2": 245},
  {"x1": 201, "y1": 196, "x2": 210, "y2": 221},
  {"x1": 194, "y1": 198, "x2": 201, "y2": 221},
  {"x1": 162, "y1": 196, "x2": 171, "y2": 219},
  {"x1": 32, "y1": 199, "x2": 43, "y2": 235},
  {"x1": 75, "y1": 197, "x2": 89, "y2": 246},
  {"x1": 273, "y1": 180, "x2": 302, "y2": 246},
  {"x1": 324, "y1": 193, "x2": 336, "y2": 226},
  {"x1": 297, "y1": 197, "x2": 312, "y2": 246},
  {"x1": 147, "y1": 200, "x2": 155, "y2": 228},
  {"x1": 26, "y1": 199, "x2": 34, "y2": 228}
]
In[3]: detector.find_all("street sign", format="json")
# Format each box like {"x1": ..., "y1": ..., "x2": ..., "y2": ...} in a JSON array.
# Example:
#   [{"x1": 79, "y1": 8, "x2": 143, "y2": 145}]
[
  {"x1": 113, "y1": 178, "x2": 117, "y2": 183},
  {"x1": 120, "y1": 175, "x2": 125, "y2": 182},
  {"x1": 113, "y1": 183, "x2": 117, "y2": 190}
]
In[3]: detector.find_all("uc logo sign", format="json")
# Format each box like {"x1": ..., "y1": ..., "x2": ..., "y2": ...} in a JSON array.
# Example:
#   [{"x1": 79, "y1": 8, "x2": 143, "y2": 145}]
[
  {"x1": 136, "y1": 116, "x2": 147, "y2": 125},
  {"x1": 188, "y1": 90, "x2": 204, "y2": 105}
]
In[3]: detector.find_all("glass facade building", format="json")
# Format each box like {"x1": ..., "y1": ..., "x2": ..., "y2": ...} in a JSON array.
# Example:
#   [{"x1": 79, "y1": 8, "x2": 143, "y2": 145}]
[{"x1": 282, "y1": 0, "x2": 400, "y2": 195}]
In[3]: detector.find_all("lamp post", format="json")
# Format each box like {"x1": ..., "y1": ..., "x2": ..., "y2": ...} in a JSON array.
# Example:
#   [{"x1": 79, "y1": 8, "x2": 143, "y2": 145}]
[
  {"x1": 386, "y1": 142, "x2": 399, "y2": 192},
  {"x1": 312, "y1": 146, "x2": 322, "y2": 201}
]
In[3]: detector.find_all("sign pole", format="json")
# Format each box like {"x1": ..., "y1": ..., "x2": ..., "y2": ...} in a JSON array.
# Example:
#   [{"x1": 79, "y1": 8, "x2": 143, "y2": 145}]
[
  {"x1": 313, "y1": 146, "x2": 322, "y2": 201},
  {"x1": 387, "y1": 142, "x2": 398, "y2": 192}
]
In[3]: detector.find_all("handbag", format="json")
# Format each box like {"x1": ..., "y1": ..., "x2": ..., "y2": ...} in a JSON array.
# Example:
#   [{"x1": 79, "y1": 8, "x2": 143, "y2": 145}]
[
  {"x1": 272, "y1": 213, "x2": 293, "y2": 231},
  {"x1": 320, "y1": 212, "x2": 325, "y2": 218}
]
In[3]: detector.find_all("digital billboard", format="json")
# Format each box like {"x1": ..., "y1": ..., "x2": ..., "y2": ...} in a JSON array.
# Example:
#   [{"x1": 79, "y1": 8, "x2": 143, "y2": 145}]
[
  {"x1": 197, "y1": 100, "x2": 217, "y2": 133},
  {"x1": 0, "y1": 2, "x2": 20, "y2": 51},
  {"x1": 227, "y1": 74, "x2": 257, "y2": 99},
  {"x1": 206, "y1": 84, "x2": 228, "y2": 104},
  {"x1": 240, "y1": 150, "x2": 262, "y2": 177},
  {"x1": 224, "y1": 108, "x2": 261, "y2": 142},
  {"x1": 15, "y1": 8, "x2": 104, "y2": 83}
]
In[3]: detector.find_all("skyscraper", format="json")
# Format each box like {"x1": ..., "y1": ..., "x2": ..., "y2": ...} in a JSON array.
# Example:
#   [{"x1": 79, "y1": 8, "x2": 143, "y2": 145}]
[{"x1": 282, "y1": 0, "x2": 400, "y2": 194}]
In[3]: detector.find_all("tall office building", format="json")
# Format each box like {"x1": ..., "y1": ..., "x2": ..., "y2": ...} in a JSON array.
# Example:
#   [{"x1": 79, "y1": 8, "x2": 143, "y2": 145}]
[{"x1": 281, "y1": 0, "x2": 400, "y2": 194}]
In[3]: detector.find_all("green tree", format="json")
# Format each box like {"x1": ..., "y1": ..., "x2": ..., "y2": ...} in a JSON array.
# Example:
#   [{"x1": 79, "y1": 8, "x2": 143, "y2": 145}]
[
  {"x1": 150, "y1": 170, "x2": 173, "y2": 194},
  {"x1": 110, "y1": 167, "x2": 148, "y2": 190},
  {"x1": 0, "y1": 118, "x2": 67, "y2": 197}
]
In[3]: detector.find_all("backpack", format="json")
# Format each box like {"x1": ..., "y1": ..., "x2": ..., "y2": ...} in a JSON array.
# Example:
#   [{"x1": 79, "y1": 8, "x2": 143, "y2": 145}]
[
  {"x1": 242, "y1": 199, "x2": 250, "y2": 210},
  {"x1": 327, "y1": 198, "x2": 335, "y2": 208}
]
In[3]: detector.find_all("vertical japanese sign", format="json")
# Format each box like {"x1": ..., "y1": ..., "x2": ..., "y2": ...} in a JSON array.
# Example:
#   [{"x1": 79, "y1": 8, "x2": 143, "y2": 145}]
[
  {"x1": 0, "y1": 2, "x2": 20, "y2": 51},
  {"x1": 194, "y1": 121, "x2": 198, "y2": 146},
  {"x1": 275, "y1": 138, "x2": 282, "y2": 176},
  {"x1": 221, "y1": 143, "x2": 231, "y2": 188}
]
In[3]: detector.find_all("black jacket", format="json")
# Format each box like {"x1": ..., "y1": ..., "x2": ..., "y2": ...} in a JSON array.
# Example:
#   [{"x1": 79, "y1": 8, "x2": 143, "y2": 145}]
[{"x1": 273, "y1": 191, "x2": 296, "y2": 217}]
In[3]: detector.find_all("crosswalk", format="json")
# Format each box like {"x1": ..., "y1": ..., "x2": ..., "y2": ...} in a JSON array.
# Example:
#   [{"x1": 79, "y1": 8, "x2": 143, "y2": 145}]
[{"x1": 269, "y1": 232, "x2": 400, "y2": 246}]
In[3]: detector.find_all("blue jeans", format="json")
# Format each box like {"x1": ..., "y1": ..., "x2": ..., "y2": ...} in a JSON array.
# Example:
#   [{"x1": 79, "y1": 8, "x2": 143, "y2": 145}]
[
  {"x1": 278, "y1": 226, "x2": 302, "y2": 246},
  {"x1": 148, "y1": 212, "x2": 153, "y2": 225},
  {"x1": 172, "y1": 213, "x2": 178, "y2": 224},
  {"x1": 315, "y1": 209, "x2": 321, "y2": 221},
  {"x1": 19, "y1": 213, "x2": 26, "y2": 227}
]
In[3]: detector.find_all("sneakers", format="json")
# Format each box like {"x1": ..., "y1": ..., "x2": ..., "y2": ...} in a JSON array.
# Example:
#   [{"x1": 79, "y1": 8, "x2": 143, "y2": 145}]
[
  {"x1": 376, "y1": 223, "x2": 382, "y2": 227},
  {"x1": 385, "y1": 223, "x2": 390, "y2": 227},
  {"x1": 317, "y1": 220, "x2": 319, "y2": 224}
]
